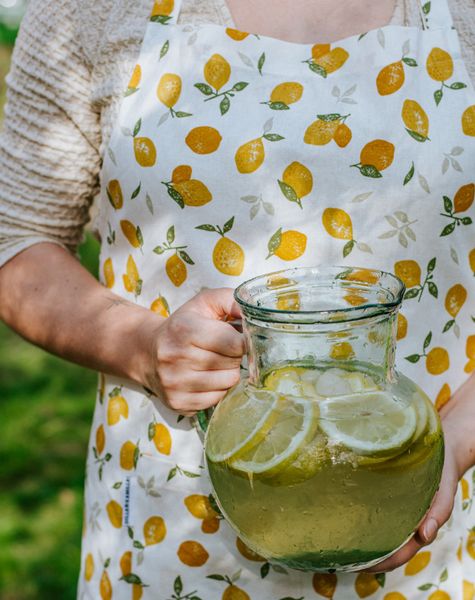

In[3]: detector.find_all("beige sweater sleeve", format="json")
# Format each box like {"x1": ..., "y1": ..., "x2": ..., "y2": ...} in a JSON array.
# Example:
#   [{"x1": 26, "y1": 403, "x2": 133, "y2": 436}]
[{"x1": 0, "y1": 0, "x2": 103, "y2": 267}]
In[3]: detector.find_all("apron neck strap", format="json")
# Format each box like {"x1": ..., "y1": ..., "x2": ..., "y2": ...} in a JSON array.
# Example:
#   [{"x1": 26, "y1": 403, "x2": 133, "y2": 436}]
[
  {"x1": 418, "y1": 0, "x2": 454, "y2": 30},
  {"x1": 149, "y1": 0, "x2": 183, "y2": 25}
]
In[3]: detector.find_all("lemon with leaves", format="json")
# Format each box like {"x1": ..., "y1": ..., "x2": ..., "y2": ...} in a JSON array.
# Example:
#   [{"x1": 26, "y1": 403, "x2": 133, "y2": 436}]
[
  {"x1": 262, "y1": 81, "x2": 303, "y2": 110},
  {"x1": 120, "y1": 440, "x2": 139, "y2": 470},
  {"x1": 196, "y1": 217, "x2": 244, "y2": 275},
  {"x1": 267, "y1": 228, "x2": 307, "y2": 261},
  {"x1": 106, "y1": 179, "x2": 123, "y2": 209},
  {"x1": 306, "y1": 44, "x2": 349, "y2": 77},
  {"x1": 150, "y1": 294, "x2": 170, "y2": 317},
  {"x1": 235, "y1": 126, "x2": 284, "y2": 173},
  {"x1": 151, "y1": 422, "x2": 172, "y2": 455},
  {"x1": 278, "y1": 161, "x2": 313, "y2": 208},
  {"x1": 204, "y1": 54, "x2": 231, "y2": 91},
  {"x1": 402, "y1": 99, "x2": 430, "y2": 142},
  {"x1": 153, "y1": 225, "x2": 194, "y2": 286},
  {"x1": 120, "y1": 220, "x2": 144, "y2": 250},
  {"x1": 304, "y1": 113, "x2": 351, "y2": 146},
  {"x1": 129, "y1": 118, "x2": 157, "y2": 167},
  {"x1": 162, "y1": 165, "x2": 212, "y2": 208},
  {"x1": 376, "y1": 45, "x2": 418, "y2": 96},
  {"x1": 126, "y1": 64, "x2": 141, "y2": 96},
  {"x1": 100, "y1": 568, "x2": 112, "y2": 600},
  {"x1": 122, "y1": 255, "x2": 142, "y2": 296},
  {"x1": 107, "y1": 386, "x2": 129, "y2": 425},
  {"x1": 150, "y1": 0, "x2": 174, "y2": 23},
  {"x1": 157, "y1": 73, "x2": 181, "y2": 107},
  {"x1": 352, "y1": 139, "x2": 395, "y2": 177}
]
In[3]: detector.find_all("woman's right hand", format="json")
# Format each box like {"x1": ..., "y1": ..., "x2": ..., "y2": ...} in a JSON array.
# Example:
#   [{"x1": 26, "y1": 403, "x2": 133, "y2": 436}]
[{"x1": 145, "y1": 288, "x2": 245, "y2": 415}]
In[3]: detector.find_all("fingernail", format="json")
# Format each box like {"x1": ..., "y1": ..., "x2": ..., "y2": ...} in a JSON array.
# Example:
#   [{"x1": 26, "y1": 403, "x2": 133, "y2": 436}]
[{"x1": 422, "y1": 517, "x2": 438, "y2": 543}]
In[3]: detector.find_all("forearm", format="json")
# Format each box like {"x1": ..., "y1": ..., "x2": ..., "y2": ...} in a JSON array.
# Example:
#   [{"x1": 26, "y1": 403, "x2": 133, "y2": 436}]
[{"x1": 0, "y1": 242, "x2": 161, "y2": 386}]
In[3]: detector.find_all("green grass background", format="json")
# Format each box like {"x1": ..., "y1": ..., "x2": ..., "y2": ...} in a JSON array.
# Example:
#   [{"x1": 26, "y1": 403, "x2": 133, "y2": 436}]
[{"x1": 0, "y1": 40, "x2": 100, "y2": 596}]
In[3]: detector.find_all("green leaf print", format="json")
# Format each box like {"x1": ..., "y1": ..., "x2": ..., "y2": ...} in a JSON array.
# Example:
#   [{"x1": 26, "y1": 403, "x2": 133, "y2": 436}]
[
  {"x1": 133, "y1": 118, "x2": 142, "y2": 137},
  {"x1": 375, "y1": 573, "x2": 386, "y2": 587},
  {"x1": 278, "y1": 180, "x2": 300, "y2": 205},
  {"x1": 159, "y1": 39, "x2": 169, "y2": 60},
  {"x1": 263, "y1": 133, "x2": 285, "y2": 141},
  {"x1": 343, "y1": 240, "x2": 355, "y2": 257},
  {"x1": 434, "y1": 89, "x2": 443, "y2": 106},
  {"x1": 195, "y1": 82, "x2": 214, "y2": 96},
  {"x1": 220, "y1": 96, "x2": 231, "y2": 115},
  {"x1": 422, "y1": 1, "x2": 431, "y2": 14},
  {"x1": 402, "y1": 57, "x2": 418, "y2": 67},
  {"x1": 423, "y1": 331, "x2": 433, "y2": 350},
  {"x1": 150, "y1": 14, "x2": 172, "y2": 24},
  {"x1": 257, "y1": 52, "x2": 266, "y2": 75},
  {"x1": 232, "y1": 82, "x2": 249, "y2": 92},
  {"x1": 358, "y1": 164, "x2": 383, "y2": 178},
  {"x1": 267, "y1": 228, "x2": 282, "y2": 258},
  {"x1": 403, "y1": 162, "x2": 415, "y2": 185},
  {"x1": 440, "y1": 222, "x2": 456, "y2": 236},
  {"x1": 223, "y1": 216, "x2": 235, "y2": 233},
  {"x1": 317, "y1": 113, "x2": 343, "y2": 121},
  {"x1": 405, "y1": 128, "x2": 429, "y2": 143},
  {"x1": 449, "y1": 82, "x2": 467, "y2": 90},
  {"x1": 174, "y1": 577, "x2": 183, "y2": 595},
  {"x1": 167, "y1": 185, "x2": 185, "y2": 208},
  {"x1": 308, "y1": 62, "x2": 327, "y2": 77},
  {"x1": 178, "y1": 250, "x2": 195, "y2": 265},
  {"x1": 260, "y1": 562, "x2": 270, "y2": 578},
  {"x1": 269, "y1": 101, "x2": 290, "y2": 110},
  {"x1": 167, "y1": 226, "x2": 175, "y2": 244}
]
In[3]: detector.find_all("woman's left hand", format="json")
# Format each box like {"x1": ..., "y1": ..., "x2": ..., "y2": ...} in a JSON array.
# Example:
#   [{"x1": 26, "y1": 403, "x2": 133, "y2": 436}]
[{"x1": 366, "y1": 373, "x2": 475, "y2": 573}]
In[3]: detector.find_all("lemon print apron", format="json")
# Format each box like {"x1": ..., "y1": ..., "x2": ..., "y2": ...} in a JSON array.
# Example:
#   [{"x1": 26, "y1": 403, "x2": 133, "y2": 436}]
[{"x1": 78, "y1": 0, "x2": 475, "y2": 597}]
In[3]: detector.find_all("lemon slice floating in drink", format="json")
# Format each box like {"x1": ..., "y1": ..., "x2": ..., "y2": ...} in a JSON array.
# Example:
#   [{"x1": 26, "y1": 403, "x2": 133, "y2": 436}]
[{"x1": 319, "y1": 391, "x2": 417, "y2": 457}]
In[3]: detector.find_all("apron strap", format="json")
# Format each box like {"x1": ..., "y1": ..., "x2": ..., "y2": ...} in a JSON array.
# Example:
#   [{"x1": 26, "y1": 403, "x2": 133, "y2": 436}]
[
  {"x1": 149, "y1": 0, "x2": 183, "y2": 25},
  {"x1": 418, "y1": 0, "x2": 454, "y2": 30}
]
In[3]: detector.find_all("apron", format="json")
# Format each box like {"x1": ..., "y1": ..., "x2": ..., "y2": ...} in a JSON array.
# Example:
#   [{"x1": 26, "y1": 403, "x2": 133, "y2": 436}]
[{"x1": 79, "y1": 0, "x2": 475, "y2": 597}]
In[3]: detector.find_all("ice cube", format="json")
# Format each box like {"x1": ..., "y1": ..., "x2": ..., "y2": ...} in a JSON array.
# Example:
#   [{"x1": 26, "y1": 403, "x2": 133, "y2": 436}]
[{"x1": 316, "y1": 369, "x2": 352, "y2": 397}]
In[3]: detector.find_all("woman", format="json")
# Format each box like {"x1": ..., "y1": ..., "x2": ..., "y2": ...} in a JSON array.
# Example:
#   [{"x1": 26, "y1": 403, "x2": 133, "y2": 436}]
[{"x1": 0, "y1": 0, "x2": 474, "y2": 597}]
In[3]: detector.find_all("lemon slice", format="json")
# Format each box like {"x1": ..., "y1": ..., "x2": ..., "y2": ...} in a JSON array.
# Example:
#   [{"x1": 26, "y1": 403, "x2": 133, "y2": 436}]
[
  {"x1": 230, "y1": 396, "x2": 317, "y2": 474},
  {"x1": 265, "y1": 366, "x2": 319, "y2": 398},
  {"x1": 319, "y1": 391, "x2": 417, "y2": 456},
  {"x1": 205, "y1": 381, "x2": 280, "y2": 463}
]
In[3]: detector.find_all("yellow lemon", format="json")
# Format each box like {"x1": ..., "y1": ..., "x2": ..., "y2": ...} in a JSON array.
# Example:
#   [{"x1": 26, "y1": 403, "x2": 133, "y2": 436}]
[
  {"x1": 185, "y1": 494, "x2": 218, "y2": 520},
  {"x1": 134, "y1": 137, "x2": 157, "y2": 167},
  {"x1": 235, "y1": 137, "x2": 265, "y2": 173},
  {"x1": 177, "y1": 540, "x2": 209, "y2": 566},
  {"x1": 467, "y1": 529, "x2": 475, "y2": 559},
  {"x1": 202, "y1": 517, "x2": 220, "y2": 533},
  {"x1": 120, "y1": 220, "x2": 142, "y2": 248},
  {"x1": 272, "y1": 229, "x2": 307, "y2": 260},
  {"x1": 120, "y1": 550, "x2": 132, "y2": 576},
  {"x1": 143, "y1": 515, "x2": 166, "y2": 545},
  {"x1": 464, "y1": 580, "x2": 475, "y2": 600},
  {"x1": 157, "y1": 73, "x2": 182, "y2": 107},
  {"x1": 428, "y1": 592, "x2": 451, "y2": 600},
  {"x1": 304, "y1": 118, "x2": 340, "y2": 145},
  {"x1": 235, "y1": 537, "x2": 266, "y2": 562},
  {"x1": 330, "y1": 341, "x2": 354, "y2": 360},
  {"x1": 404, "y1": 550, "x2": 431, "y2": 575},
  {"x1": 282, "y1": 161, "x2": 313, "y2": 199},
  {"x1": 426, "y1": 347, "x2": 450, "y2": 375},
  {"x1": 462, "y1": 105, "x2": 475, "y2": 136},
  {"x1": 445, "y1": 283, "x2": 467, "y2": 317},
  {"x1": 427, "y1": 47, "x2": 454, "y2": 81},
  {"x1": 384, "y1": 594, "x2": 407, "y2": 600},
  {"x1": 106, "y1": 500, "x2": 123, "y2": 528},
  {"x1": 377, "y1": 61, "x2": 405, "y2": 95},
  {"x1": 322, "y1": 208, "x2": 353, "y2": 240},
  {"x1": 334, "y1": 123, "x2": 352, "y2": 147},
  {"x1": 153, "y1": 422, "x2": 172, "y2": 455},
  {"x1": 312, "y1": 43, "x2": 331, "y2": 60},
  {"x1": 394, "y1": 260, "x2": 421, "y2": 288},
  {"x1": 465, "y1": 359, "x2": 475, "y2": 374},
  {"x1": 166, "y1": 254, "x2": 187, "y2": 287},
  {"x1": 344, "y1": 292, "x2": 367, "y2": 306},
  {"x1": 172, "y1": 164, "x2": 192, "y2": 183},
  {"x1": 100, "y1": 570, "x2": 112, "y2": 600},
  {"x1": 454, "y1": 183, "x2": 475, "y2": 213},
  {"x1": 133, "y1": 584, "x2": 143, "y2": 600},
  {"x1": 314, "y1": 47, "x2": 349, "y2": 74},
  {"x1": 402, "y1": 99, "x2": 430, "y2": 138},
  {"x1": 204, "y1": 54, "x2": 231, "y2": 91},
  {"x1": 123, "y1": 255, "x2": 140, "y2": 294},
  {"x1": 469, "y1": 249, "x2": 475, "y2": 274},
  {"x1": 461, "y1": 477, "x2": 470, "y2": 501},
  {"x1": 213, "y1": 237, "x2": 245, "y2": 275},
  {"x1": 150, "y1": 295, "x2": 170, "y2": 317},
  {"x1": 354, "y1": 572, "x2": 380, "y2": 598},
  {"x1": 106, "y1": 179, "x2": 123, "y2": 209},
  {"x1": 127, "y1": 64, "x2": 142, "y2": 90},
  {"x1": 276, "y1": 291, "x2": 300, "y2": 310},
  {"x1": 467, "y1": 335, "x2": 475, "y2": 359},
  {"x1": 397, "y1": 313, "x2": 408, "y2": 340},
  {"x1": 435, "y1": 383, "x2": 451, "y2": 411},
  {"x1": 186, "y1": 126, "x2": 222, "y2": 154},
  {"x1": 458, "y1": 542, "x2": 463, "y2": 562},
  {"x1": 312, "y1": 573, "x2": 337, "y2": 598},
  {"x1": 360, "y1": 139, "x2": 395, "y2": 170},
  {"x1": 84, "y1": 553, "x2": 94, "y2": 581},
  {"x1": 151, "y1": 0, "x2": 174, "y2": 17},
  {"x1": 226, "y1": 28, "x2": 249, "y2": 41},
  {"x1": 172, "y1": 179, "x2": 212, "y2": 206},
  {"x1": 343, "y1": 269, "x2": 379, "y2": 284},
  {"x1": 95, "y1": 424, "x2": 105, "y2": 455},
  {"x1": 120, "y1": 441, "x2": 138, "y2": 470},
  {"x1": 103, "y1": 258, "x2": 115, "y2": 289},
  {"x1": 270, "y1": 82, "x2": 303, "y2": 105},
  {"x1": 107, "y1": 390, "x2": 129, "y2": 426},
  {"x1": 222, "y1": 585, "x2": 251, "y2": 600}
]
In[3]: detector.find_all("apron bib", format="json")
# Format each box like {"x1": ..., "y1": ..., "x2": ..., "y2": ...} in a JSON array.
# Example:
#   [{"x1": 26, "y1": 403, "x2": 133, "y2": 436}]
[{"x1": 79, "y1": 0, "x2": 475, "y2": 597}]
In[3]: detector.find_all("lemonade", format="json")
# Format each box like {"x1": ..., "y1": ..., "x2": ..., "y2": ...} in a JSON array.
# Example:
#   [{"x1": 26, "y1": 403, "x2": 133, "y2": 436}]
[{"x1": 206, "y1": 363, "x2": 444, "y2": 572}]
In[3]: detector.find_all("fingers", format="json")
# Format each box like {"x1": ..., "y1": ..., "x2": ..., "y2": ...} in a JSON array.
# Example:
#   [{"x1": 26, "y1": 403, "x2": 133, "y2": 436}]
[
  {"x1": 164, "y1": 390, "x2": 227, "y2": 415},
  {"x1": 193, "y1": 318, "x2": 245, "y2": 357},
  {"x1": 189, "y1": 287, "x2": 242, "y2": 321},
  {"x1": 365, "y1": 536, "x2": 423, "y2": 573}
]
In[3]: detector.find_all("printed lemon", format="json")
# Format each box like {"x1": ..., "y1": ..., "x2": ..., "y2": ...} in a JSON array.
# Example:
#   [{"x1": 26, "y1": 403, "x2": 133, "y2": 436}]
[
  {"x1": 426, "y1": 347, "x2": 450, "y2": 375},
  {"x1": 213, "y1": 237, "x2": 244, "y2": 276},
  {"x1": 103, "y1": 258, "x2": 115, "y2": 288},
  {"x1": 270, "y1": 82, "x2": 303, "y2": 105},
  {"x1": 100, "y1": 570, "x2": 112, "y2": 600},
  {"x1": 273, "y1": 229, "x2": 307, "y2": 261},
  {"x1": 467, "y1": 528, "x2": 475, "y2": 559},
  {"x1": 343, "y1": 269, "x2": 379, "y2": 284},
  {"x1": 144, "y1": 515, "x2": 166, "y2": 545},
  {"x1": 462, "y1": 105, "x2": 475, "y2": 136},
  {"x1": 428, "y1": 592, "x2": 451, "y2": 600},
  {"x1": 355, "y1": 572, "x2": 380, "y2": 598},
  {"x1": 127, "y1": 64, "x2": 142, "y2": 90},
  {"x1": 106, "y1": 179, "x2": 123, "y2": 209},
  {"x1": 435, "y1": 383, "x2": 451, "y2": 410},
  {"x1": 402, "y1": 99, "x2": 429, "y2": 138},
  {"x1": 458, "y1": 542, "x2": 463, "y2": 562},
  {"x1": 166, "y1": 254, "x2": 187, "y2": 287},
  {"x1": 172, "y1": 179, "x2": 212, "y2": 206},
  {"x1": 235, "y1": 137, "x2": 265, "y2": 173},
  {"x1": 202, "y1": 517, "x2": 220, "y2": 533},
  {"x1": 384, "y1": 594, "x2": 407, "y2": 600},
  {"x1": 222, "y1": 585, "x2": 250, "y2": 600},
  {"x1": 377, "y1": 61, "x2": 405, "y2": 95},
  {"x1": 226, "y1": 28, "x2": 249, "y2": 41},
  {"x1": 120, "y1": 220, "x2": 142, "y2": 248},
  {"x1": 153, "y1": 422, "x2": 172, "y2": 455},
  {"x1": 95, "y1": 424, "x2": 105, "y2": 455},
  {"x1": 177, "y1": 540, "x2": 209, "y2": 566},
  {"x1": 427, "y1": 47, "x2": 454, "y2": 81},
  {"x1": 313, "y1": 573, "x2": 337, "y2": 598},
  {"x1": 134, "y1": 136, "x2": 157, "y2": 167},
  {"x1": 463, "y1": 581, "x2": 475, "y2": 600},
  {"x1": 404, "y1": 550, "x2": 431, "y2": 575},
  {"x1": 120, "y1": 550, "x2": 132, "y2": 576},
  {"x1": 394, "y1": 259, "x2": 421, "y2": 288},
  {"x1": 304, "y1": 118, "x2": 340, "y2": 145},
  {"x1": 107, "y1": 390, "x2": 128, "y2": 425},
  {"x1": 106, "y1": 500, "x2": 122, "y2": 528},
  {"x1": 151, "y1": 0, "x2": 174, "y2": 16},
  {"x1": 397, "y1": 313, "x2": 408, "y2": 340},
  {"x1": 314, "y1": 47, "x2": 349, "y2": 73},
  {"x1": 322, "y1": 208, "x2": 353, "y2": 240},
  {"x1": 454, "y1": 183, "x2": 474, "y2": 213},
  {"x1": 133, "y1": 584, "x2": 143, "y2": 600},
  {"x1": 334, "y1": 123, "x2": 352, "y2": 147},
  {"x1": 445, "y1": 283, "x2": 467, "y2": 317},
  {"x1": 282, "y1": 161, "x2": 313, "y2": 198},
  {"x1": 120, "y1": 440, "x2": 138, "y2": 470},
  {"x1": 311, "y1": 43, "x2": 331, "y2": 60},
  {"x1": 330, "y1": 341, "x2": 354, "y2": 360},
  {"x1": 157, "y1": 73, "x2": 182, "y2": 107},
  {"x1": 150, "y1": 295, "x2": 170, "y2": 317},
  {"x1": 186, "y1": 126, "x2": 222, "y2": 154},
  {"x1": 84, "y1": 553, "x2": 94, "y2": 581},
  {"x1": 467, "y1": 335, "x2": 475, "y2": 359},
  {"x1": 172, "y1": 164, "x2": 192, "y2": 183},
  {"x1": 123, "y1": 255, "x2": 141, "y2": 294},
  {"x1": 185, "y1": 494, "x2": 218, "y2": 520},
  {"x1": 204, "y1": 54, "x2": 231, "y2": 91},
  {"x1": 461, "y1": 477, "x2": 470, "y2": 501},
  {"x1": 236, "y1": 537, "x2": 266, "y2": 562},
  {"x1": 360, "y1": 139, "x2": 395, "y2": 170}
]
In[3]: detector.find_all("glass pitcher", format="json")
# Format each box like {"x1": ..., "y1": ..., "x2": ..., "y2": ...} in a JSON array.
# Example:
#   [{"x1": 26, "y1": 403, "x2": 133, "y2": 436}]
[{"x1": 204, "y1": 266, "x2": 444, "y2": 572}]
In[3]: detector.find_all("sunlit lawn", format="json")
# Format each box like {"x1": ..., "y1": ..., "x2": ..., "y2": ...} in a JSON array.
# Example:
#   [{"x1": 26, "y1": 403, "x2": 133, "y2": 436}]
[{"x1": 0, "y1": 234, "x2": 100, "y2": 599}]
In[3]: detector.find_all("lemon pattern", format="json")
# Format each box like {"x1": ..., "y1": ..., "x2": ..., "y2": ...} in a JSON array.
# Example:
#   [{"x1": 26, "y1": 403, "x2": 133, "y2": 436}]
[{"x1": 79, "y1": 0, "x2": 475, "y2": 598}]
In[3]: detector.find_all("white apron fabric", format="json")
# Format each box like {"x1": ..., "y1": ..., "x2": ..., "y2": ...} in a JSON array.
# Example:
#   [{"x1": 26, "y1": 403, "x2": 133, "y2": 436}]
[{"x1": 78, "y1": 0, "x2": 475, "y2": 597}]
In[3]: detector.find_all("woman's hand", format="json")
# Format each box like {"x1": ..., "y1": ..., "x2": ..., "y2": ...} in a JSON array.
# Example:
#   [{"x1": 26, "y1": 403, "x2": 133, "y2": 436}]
[
  {"x1": 366, "y1": 373, "x2": 475, "y2": 573},
  {"x1": 144, "y1": 288, "x2": 244, "y2": 415}
]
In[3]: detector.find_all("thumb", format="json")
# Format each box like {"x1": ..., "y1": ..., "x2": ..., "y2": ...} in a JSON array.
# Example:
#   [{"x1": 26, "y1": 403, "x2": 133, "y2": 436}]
[{"x1": 194, "y1": 287, "x2": 242, "y2": 321}]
